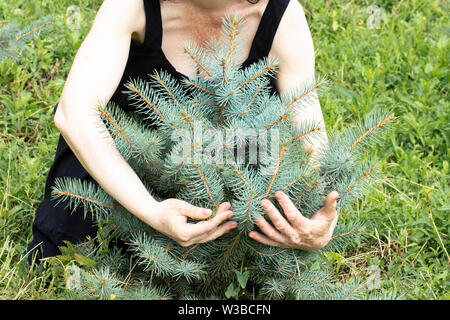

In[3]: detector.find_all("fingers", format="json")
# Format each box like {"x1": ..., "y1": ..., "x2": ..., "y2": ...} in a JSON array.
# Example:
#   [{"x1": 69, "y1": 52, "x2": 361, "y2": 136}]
[
  {"x1": 179, "y1": 202, "x2": 213, "y2": 220},
  {"x1": 185, "y1": 205, "x2": 234, "y2": 239},
  {"x1": 274, "y1": 191, "x2": 306, "y2": 229},
  {"x1": 194, "y1": 221, "x2": 238, "y2": 243},
  {"x1": 324, "y1": 191, "x2": 339, "y2": 214},
  {"x1": 172, "y1": 201, "x2": 236, "y2": 246},
  {"x1": 217, "y1": 201, "x2": 232, "y2": 214},
  {"x1": 248, "y1": 192, "x2": 339, "y2": 250},
  {"x1": 180, "y1": 201, "x2": 231, "y2": 221},
  {"x1": 260, "y1": 198, "x2": 298, "y2": 241},
  {"x1": 253, "y1": 215, "x2": 286, "y2": 244},
  {"x1": 319, "y1": 191, "x2": 339, "y2": 223},
  {"x1": 248, "y1": 230, "x2": 283, "y2": 247}
]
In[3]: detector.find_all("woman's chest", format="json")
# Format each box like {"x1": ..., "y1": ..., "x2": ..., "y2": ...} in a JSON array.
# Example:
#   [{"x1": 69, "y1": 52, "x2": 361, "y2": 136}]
[{"x1": 159, "y1": 1, "x2": 268, "y2": 78}]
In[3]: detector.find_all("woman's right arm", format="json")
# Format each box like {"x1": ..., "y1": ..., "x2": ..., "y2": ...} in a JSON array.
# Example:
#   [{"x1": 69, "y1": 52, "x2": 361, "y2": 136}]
[{"x1": 54, "y1": 0, "x2": 236, "y2": 246}]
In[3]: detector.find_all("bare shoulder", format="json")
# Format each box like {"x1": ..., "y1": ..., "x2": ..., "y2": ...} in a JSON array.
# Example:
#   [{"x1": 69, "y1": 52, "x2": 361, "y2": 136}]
[
  {"x1": 91, "y1": 0, "x2": 145, "y2": 36},
  {"x1": 280, "y1": 0, "x2": 308, "y2": 28},
  {"x1": 270, "y1": 1, "x2": 313, "y2": 59},
  {"x1": 269, "y1": 1, "x2": 316, "y2": 85},
  {"x1": 271, "y1": 1, "x2": 311, "y2": 51}
]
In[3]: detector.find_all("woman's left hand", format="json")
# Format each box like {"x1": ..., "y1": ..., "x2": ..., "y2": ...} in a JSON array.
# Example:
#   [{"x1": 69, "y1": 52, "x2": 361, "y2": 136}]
[{"x1": 248, "y1": 190, "x2": 339, "y2": 250}]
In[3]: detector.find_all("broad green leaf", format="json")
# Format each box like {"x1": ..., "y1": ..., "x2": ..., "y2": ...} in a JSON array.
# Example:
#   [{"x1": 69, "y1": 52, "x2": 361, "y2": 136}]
[{"x1": 74, "y1": 253, "x2": 97, "y2": 268}]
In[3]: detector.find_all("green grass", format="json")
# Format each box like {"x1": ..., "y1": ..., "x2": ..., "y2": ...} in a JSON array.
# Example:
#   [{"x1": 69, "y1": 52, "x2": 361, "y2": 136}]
[{"x1": 0, "y1": 0, "x2": 448, "y2": 299}]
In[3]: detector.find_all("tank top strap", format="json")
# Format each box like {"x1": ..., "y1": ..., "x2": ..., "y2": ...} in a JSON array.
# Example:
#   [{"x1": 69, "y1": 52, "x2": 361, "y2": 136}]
[
  {"x1": 142, "y1": 0, "x2": 163, "y2": 48},
  {"x1": 247, "y1": 0, "x2": 291, "y2": 61}
]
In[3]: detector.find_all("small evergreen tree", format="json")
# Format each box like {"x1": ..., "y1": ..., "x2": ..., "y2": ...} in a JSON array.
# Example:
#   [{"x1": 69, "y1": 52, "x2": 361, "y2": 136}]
[{"x1": 51, "y1": 15, "x2": 393, "y2": 300}]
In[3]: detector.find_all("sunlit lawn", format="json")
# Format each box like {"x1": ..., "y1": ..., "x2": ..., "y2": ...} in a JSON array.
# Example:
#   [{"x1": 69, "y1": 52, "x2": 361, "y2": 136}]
[{"x1": 0, "y1": 0, "x2": 448, "y2": 299}]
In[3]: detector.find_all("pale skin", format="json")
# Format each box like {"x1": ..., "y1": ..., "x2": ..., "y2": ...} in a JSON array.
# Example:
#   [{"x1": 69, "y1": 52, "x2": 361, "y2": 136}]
[{"x1": 54, "y1": 0, "x2": 338, "y2": 250}]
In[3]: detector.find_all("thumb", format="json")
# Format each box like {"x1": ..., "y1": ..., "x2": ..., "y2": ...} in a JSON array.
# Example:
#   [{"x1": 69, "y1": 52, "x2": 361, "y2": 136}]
[
  {"x1": 180, "y1": 202, "x2": 212, "y2": 220},
  {"x1": 323, "y1": 191, "x2": 339, "y2": 221}
]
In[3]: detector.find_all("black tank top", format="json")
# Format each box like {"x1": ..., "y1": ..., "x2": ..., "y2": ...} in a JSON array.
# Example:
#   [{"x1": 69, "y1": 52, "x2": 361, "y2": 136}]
[
  {"x1": 111, "y1": 0, "x2": 287, "y2": 109},
  {"x1": 27, "y1": 0, "x2": 291, "y2": 261}
]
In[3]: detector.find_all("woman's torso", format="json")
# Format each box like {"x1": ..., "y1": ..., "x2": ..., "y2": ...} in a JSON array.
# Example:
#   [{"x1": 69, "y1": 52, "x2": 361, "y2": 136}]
[
  {"x1": 28, "y1": 0, "x2": 290, "y2": 261},
  {"x1": 110, "y1": 0, "x2": 280, "y2": 110}
]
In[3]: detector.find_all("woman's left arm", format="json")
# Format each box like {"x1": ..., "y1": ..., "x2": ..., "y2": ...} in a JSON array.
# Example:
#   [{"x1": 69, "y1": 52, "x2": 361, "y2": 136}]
[{"x1": 248, "y1": 1, "x2": 339, "y2": 250}]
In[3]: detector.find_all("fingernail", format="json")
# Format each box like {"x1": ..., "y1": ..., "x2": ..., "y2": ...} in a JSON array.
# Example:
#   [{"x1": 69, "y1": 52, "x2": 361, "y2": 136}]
[
  {"x1": 227, "y1": 212, "x2": 234, "y2": 219},
  {"x1": 230, "y1": 223, "x2": 238, "y2": 229},
  {"x1": 204, "y1": 209, "x2": 212, "y2": 215}
]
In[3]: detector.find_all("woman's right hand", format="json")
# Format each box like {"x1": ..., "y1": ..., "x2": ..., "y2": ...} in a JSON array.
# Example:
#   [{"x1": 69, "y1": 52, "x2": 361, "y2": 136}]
[{"x1": 144, "y1": 200, "x2": 237, "y2": 247}]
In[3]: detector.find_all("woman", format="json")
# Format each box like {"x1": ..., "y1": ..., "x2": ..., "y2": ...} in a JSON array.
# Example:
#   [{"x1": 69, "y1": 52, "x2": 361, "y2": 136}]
[{"x1": 27, "y1": 0, "x2": 339, "y2": 264}]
